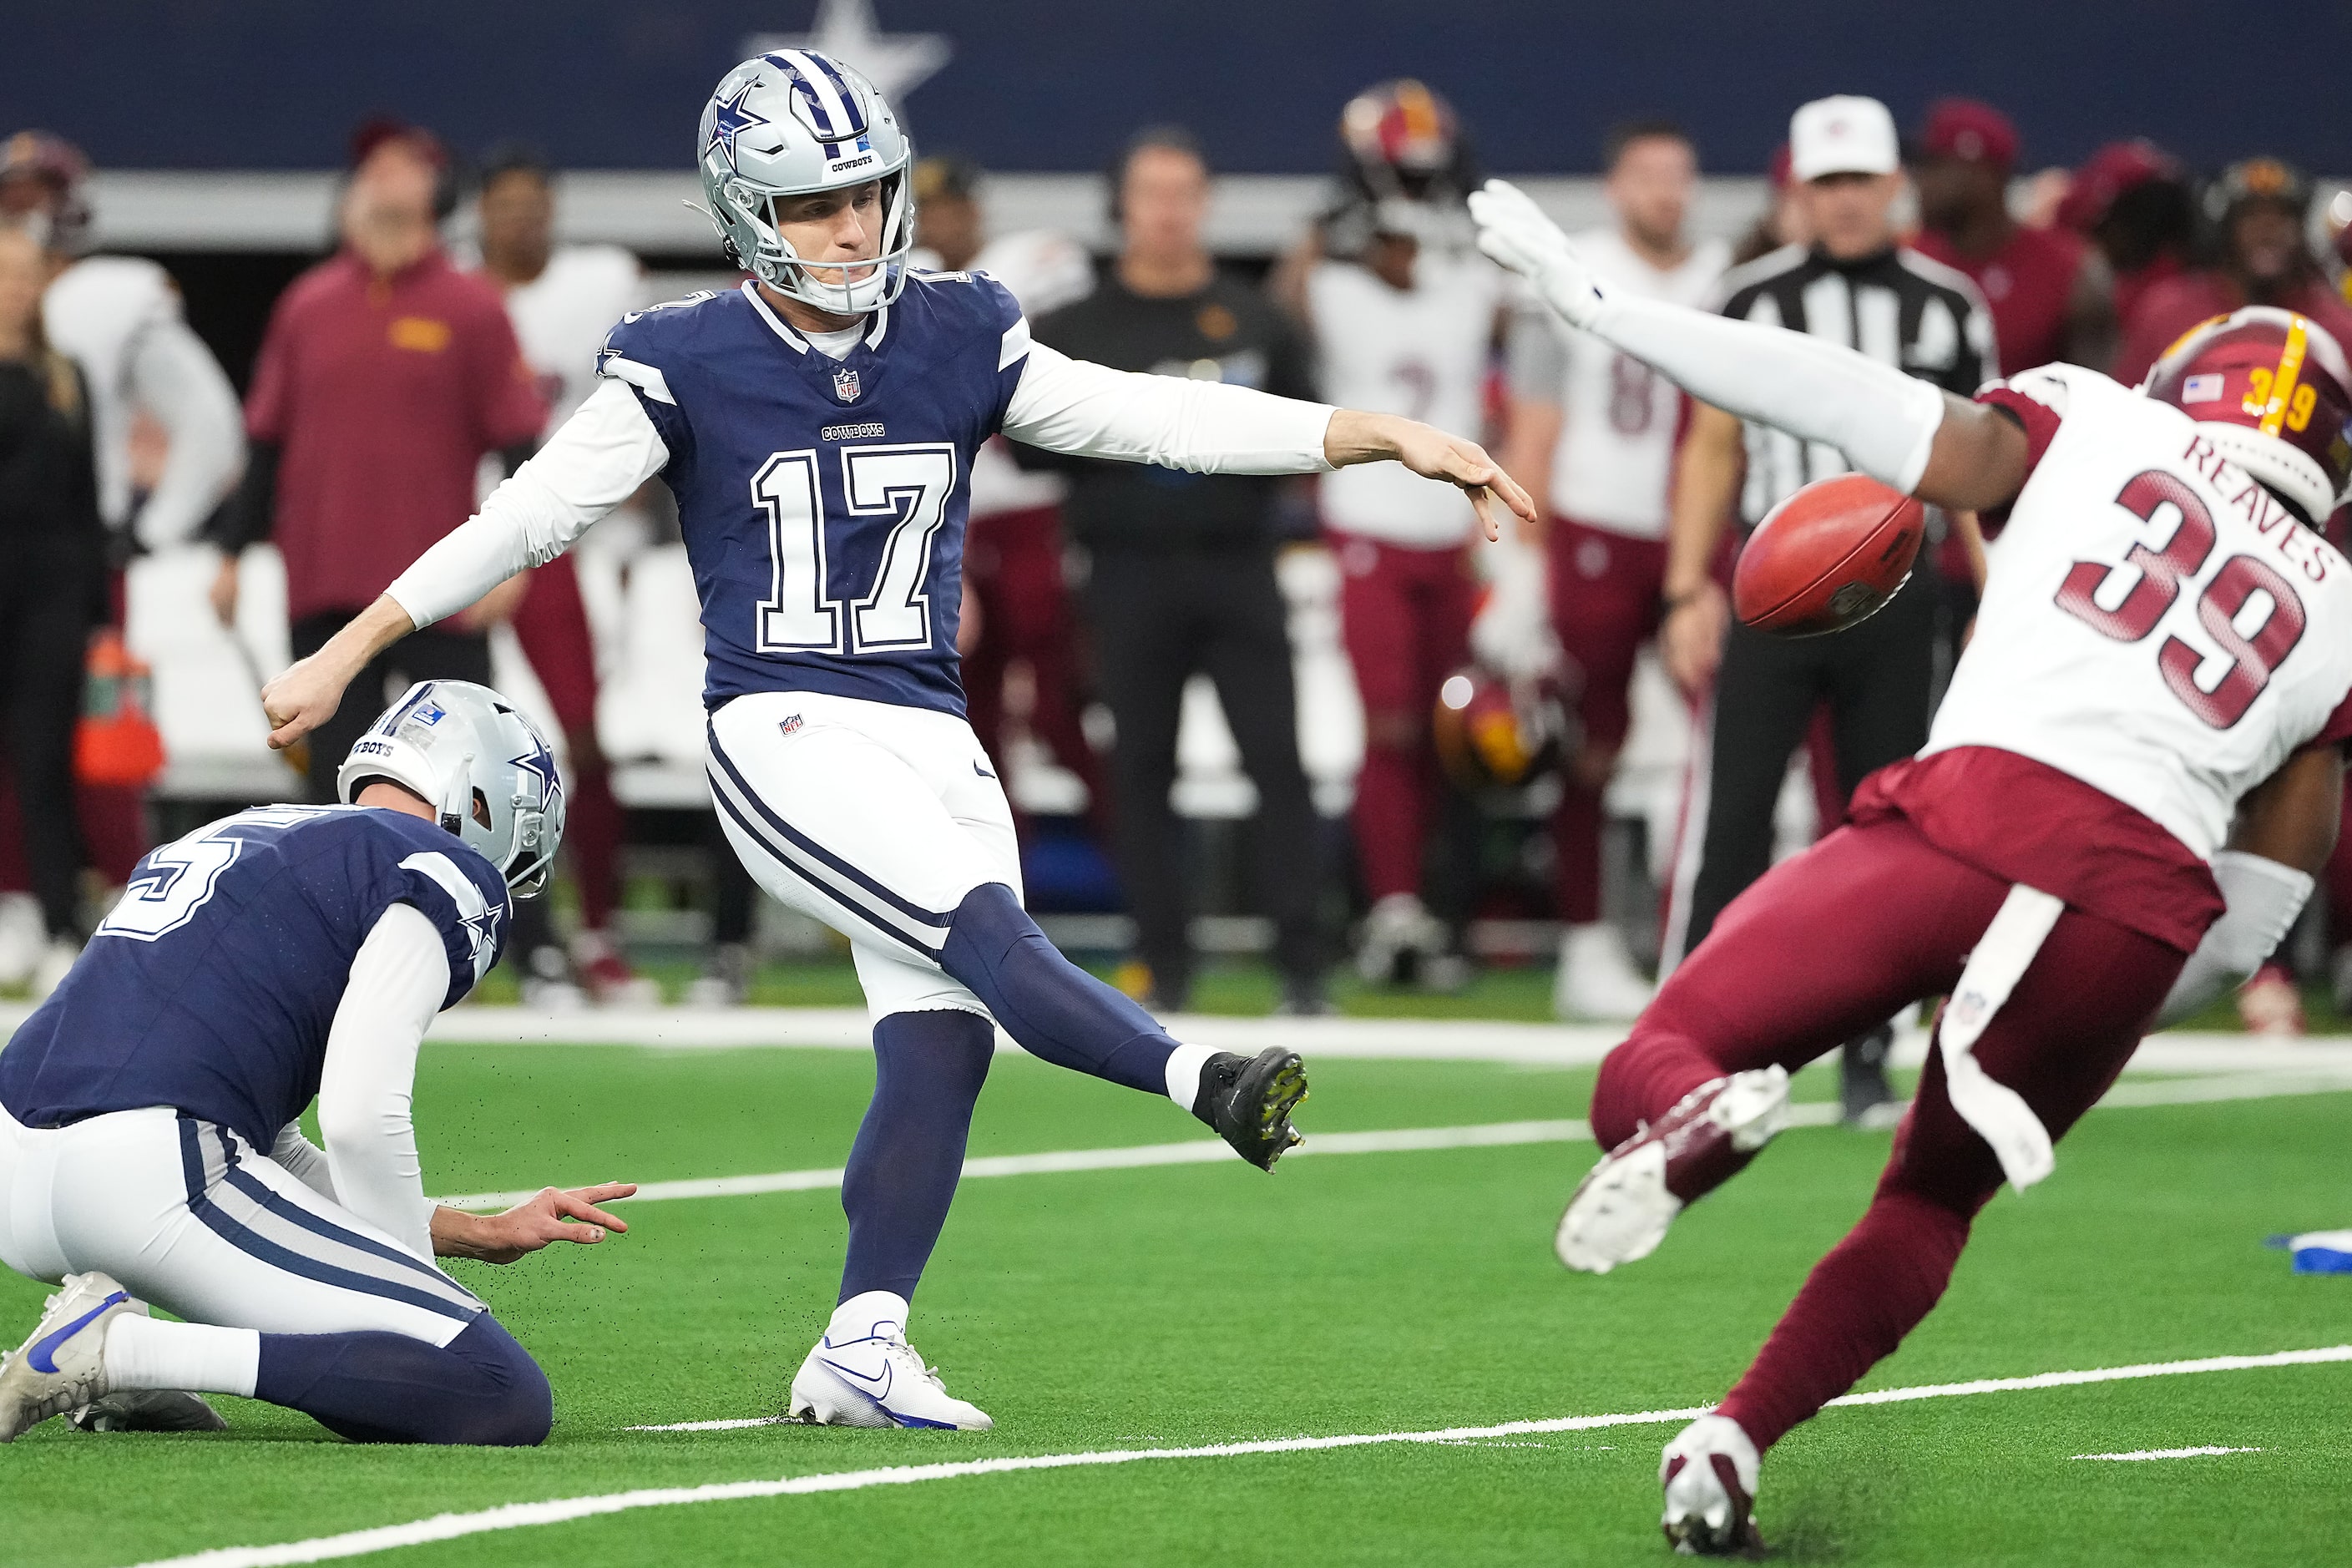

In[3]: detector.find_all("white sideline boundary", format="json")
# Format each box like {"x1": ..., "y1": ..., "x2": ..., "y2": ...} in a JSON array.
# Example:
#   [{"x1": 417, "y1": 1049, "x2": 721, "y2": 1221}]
[
  {"x1": 427, "y1": 1070, "x2": 2352, "y2": 1211},
  {"x1": 2072, "y1": 1445, "x2": 2263, "y2": 1461},
  {"x1": 128, "y1": 1345, "x2": 2352, "y2": 1568}
]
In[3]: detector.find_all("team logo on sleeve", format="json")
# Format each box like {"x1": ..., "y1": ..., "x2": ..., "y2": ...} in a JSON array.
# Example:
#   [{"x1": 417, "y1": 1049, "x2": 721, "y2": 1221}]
[{"x1": 832, "y1": 364, "x2": 862, "y2": 402}]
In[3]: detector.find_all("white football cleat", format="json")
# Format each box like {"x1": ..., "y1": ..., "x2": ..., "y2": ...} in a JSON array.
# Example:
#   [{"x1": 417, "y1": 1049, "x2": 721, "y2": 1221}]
[
  {"x1": 1552, "y1": 922, "x2": 1654, "y2": 1020},
  {"x1": 0, "y1": 1272, "x2": 134, "y2": 1442},
  {"x1": 787, "y1": 1292, "x2": 992, "y2": 1431},
  {"x1": 1354, "y1": 893, "x2": 1449, "y2": 987},
  {"x1": 1556, "y1": 1066, "x2": 1789, "y2": 1273},
  {"x1": 1660, "y1": 1414, "x2": 1765, "y2": 1555}
]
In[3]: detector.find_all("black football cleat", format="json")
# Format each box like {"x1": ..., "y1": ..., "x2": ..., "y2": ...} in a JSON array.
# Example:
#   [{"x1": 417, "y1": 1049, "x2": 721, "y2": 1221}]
[{"x1": 1191, "y1": 1047, "x2": 1308, "y2": 1170}]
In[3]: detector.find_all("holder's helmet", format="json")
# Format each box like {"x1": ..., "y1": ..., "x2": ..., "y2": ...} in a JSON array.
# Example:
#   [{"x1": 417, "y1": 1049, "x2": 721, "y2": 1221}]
[
  {"x1": 696, "y1": 50, "x2": 914, "y2": 316},
  {"x1": 2141, "y1": 306, "x2": 2352, "y2": 524},
  {"x1": 336, "y1": 681, "x2": 566, "y2": 896}
]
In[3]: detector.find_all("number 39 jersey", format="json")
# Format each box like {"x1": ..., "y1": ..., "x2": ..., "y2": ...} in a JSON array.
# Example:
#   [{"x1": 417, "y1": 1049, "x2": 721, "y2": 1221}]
[
  {"x1": 597, "y1": 274, "x2": 1028, "y2": 714},
  {"x1": 1925, "y1": 364, "x2": 2352, "y2": 862},
  {"x1": 0, "y1": 807, "x2": 510, "y2": 1151}
]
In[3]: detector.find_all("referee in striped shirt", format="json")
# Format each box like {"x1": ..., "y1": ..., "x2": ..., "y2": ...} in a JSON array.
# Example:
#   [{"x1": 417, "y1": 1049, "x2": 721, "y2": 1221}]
[{"x1": 1656, "y1": 95, "x2": 1995, "y2": 1123}]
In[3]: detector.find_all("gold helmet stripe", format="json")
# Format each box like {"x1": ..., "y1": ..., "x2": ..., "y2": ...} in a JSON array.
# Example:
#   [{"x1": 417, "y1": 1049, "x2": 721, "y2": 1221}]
[{"x1": 2259, "y1": 315, "x2": 2309, "y2": 438}]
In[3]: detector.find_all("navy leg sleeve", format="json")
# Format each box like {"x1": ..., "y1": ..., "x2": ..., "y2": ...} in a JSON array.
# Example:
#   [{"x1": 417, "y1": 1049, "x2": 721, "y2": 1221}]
[
  {"x1": 255, "y1": 1312, "x2": 553, "y2": 1446},
  {"x1": 839, "y1": 1008, "x2": 995, "y2": 1303},
  {"x1": 937, "y1": 883, "x2": 1179, "y2": 1095}
]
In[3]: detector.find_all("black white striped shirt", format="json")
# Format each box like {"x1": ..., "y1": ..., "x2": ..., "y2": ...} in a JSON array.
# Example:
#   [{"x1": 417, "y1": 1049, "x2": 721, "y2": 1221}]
[{"x1": 1716, "y1": 243, "x2": 1997, "y2": 525}]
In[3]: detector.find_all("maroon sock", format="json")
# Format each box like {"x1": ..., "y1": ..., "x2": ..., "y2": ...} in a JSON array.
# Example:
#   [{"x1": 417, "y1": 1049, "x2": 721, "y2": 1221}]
[
  {"x1": 1717, "y1": 1187, "x2": 1972, "y2": 1451},
  {"x1": 1590, "y1": 1030, "x2": 1724, "y2": 1150}
]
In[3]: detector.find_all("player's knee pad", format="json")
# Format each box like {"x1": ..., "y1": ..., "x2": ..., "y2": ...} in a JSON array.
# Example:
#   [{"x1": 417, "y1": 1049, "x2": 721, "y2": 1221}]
[{"x1": 443, "y1": 1313, "x2": 554, "y2": 1448}]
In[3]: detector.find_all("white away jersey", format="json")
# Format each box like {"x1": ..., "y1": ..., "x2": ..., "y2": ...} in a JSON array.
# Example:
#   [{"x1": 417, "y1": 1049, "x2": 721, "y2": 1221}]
[
  {"x1": 499, "y1": 245, "x2": 650, "y2": 432},
  {"x1": 1534, "y1": 230, "x2": 1728, "y2": 537},
  {"x1": 1925, "y1": 364, "x2": 2352, "y2": 861},
  {"x1": 1308, "y1": 249, "x2": 1504, "y2": 546}
]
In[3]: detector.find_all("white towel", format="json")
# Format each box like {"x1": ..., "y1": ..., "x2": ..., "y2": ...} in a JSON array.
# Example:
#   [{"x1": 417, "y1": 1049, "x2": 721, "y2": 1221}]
[{"x1": 1939, "y1": 884, "x2": 2066, "y2": 1191}]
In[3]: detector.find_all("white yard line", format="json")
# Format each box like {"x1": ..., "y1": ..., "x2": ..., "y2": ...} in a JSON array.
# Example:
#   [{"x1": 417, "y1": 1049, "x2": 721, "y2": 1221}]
[
  {"x1": 128, "y1": 1345, "x2": 2352, "y2": 1568},
  {"x1": 2072, "y1": 1445, "x2": 2263, "y2": 1461},
  {"x1": 427, "y1": 1070, "x2": 2347, "y2": 1211}
]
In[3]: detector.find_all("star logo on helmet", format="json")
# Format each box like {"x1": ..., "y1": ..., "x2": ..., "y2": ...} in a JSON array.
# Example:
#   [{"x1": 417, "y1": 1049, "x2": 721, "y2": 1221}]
[
  {"x1": 509, "y1": 739, "x2": 561, "y2": 807},
  {"x1": 708, "y1": 79, "x2": 771, "y2": 173}
]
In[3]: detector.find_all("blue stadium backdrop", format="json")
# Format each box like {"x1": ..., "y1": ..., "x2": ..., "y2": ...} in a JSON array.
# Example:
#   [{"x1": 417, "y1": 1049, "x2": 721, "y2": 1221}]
[{"x1": 13, "y1": 0, "x2": 2351, "y2": 175}]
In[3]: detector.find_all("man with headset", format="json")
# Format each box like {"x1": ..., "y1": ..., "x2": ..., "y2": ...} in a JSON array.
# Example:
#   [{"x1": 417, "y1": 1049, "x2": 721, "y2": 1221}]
[{"x1": 1025, "y1": 127, "x2": 1330, "y2": 1014}]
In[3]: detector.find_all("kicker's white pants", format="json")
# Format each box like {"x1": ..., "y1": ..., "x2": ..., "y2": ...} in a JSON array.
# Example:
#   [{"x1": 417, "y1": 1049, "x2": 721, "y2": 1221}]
[
  {"x1": 0, "y1": 1105, "x2": 478, "y2": 1346},
  {"x1": 706, "y1": 690, "x2": 1024, "y2": 1024}
]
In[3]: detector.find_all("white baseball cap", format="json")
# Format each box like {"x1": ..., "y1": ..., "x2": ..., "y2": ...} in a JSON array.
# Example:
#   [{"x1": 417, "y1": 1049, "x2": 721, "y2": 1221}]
[{"x1": 1788, "y1": 95, "x2": 1899, "y2": 182}]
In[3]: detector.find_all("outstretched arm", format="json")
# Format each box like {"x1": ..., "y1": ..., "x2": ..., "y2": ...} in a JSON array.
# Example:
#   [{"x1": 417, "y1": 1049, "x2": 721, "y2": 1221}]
[
  {"x1": 1002, "y1": 339, "x2": 1535, "y2": 540},
  {"x1": 1471, "y1": 180, "x2": 2031, "y2": 518},
  {"x1": 259, "y1": 379, "x2": 666, "y2": 749},
  {"x1": 2155, "y1": 746, "x2": 2342, "y2": 1027}
]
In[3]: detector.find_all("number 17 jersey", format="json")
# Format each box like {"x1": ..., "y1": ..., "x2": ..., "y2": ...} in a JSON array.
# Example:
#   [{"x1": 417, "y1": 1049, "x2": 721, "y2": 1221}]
[
  {"x1": 597, "y1": 274, "x2": 1029, "y2": 716},
  {"x1": 1926, "y1": 364, "x2": 2352, "y2": 862}
]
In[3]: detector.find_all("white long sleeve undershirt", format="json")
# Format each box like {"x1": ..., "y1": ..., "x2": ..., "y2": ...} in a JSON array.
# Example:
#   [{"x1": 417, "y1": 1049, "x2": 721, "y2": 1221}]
[
  {"x1": 384, "y1": 337, "x2": 1338, "y2": 630},
  {"x1": 311, "y1": 902, "x2": 451, "y2": 1261}
]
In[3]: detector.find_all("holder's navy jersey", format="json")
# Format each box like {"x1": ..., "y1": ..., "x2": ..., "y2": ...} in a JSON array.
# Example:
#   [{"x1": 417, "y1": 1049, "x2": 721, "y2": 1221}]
[
  {"x1": 0, "y1": 807, "x2": 509, "y2": 1151},
  {"x1": 599, "y1": 274, "x2": 1029, "y2": 715}
]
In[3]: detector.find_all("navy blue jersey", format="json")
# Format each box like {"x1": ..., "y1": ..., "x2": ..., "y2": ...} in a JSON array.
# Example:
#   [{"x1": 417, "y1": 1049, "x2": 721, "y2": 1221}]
[
  {"x1": 596, "y1": 273, "x2": 1029, "y2": 715},
  {"x1": 0, "y1": 807, "x2": 509, "y2": 1151}
]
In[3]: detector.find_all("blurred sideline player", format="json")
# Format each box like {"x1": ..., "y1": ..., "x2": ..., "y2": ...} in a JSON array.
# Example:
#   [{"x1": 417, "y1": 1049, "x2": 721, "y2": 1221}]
[
  {"x1": 1909, "y1": 99, "x2": 2115, "y2": 375},
  {"x1": 1483, "y1": 179, "x2": 2352, "y2": 1552},
  {"x1": 2052, "y1": 139, "x2": 2196, "y2": 331},
  {"x1": 1272, "y1": 79, "x2": 1501, "y2": 989},
  {"x1": 0, "y1": 132, "x2": 245, "y2": 992},
  {"x1": 2114, "y1": 158, "x2": 2352, "y2": 383},
  {"x1": 1496, "y1": 120, "x2": 1727, "y2": 1019},
  {"x1": 0, "y1": 681, "x2": 634, "y2": 1445},
  {"x1": 473, "y1": 144, "x2": 659, "y2": 1008},
  {"x1": 907, "y1": 154, "x2": 1104, "y2": 825},
  {"x1": 258, "y1": 51, "x2": 1533, "y2": 1429}
]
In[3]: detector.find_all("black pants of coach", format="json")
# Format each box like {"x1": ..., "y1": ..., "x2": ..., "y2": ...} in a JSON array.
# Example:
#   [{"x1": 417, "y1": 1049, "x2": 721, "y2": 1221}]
[
  {"x1": 1084, "y1": 549, "x2": 1323, "y2": 1005},
  {"x1": 1682, "y1": 571, "x2": 1940, "y2": 955}
]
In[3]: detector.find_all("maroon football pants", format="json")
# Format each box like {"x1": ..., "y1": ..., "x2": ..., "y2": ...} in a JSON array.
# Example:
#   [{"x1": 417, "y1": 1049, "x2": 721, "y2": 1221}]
[
  {"x1": 1336, "y1": 533, "x2": 1475, "y2": 903},
  {"x1": 1591, "y1": 812, "x2": 2185, "y2": 1452},
  {"x1": 509, "y1": 555, "x2": 622, "y2": 933},
  {"x1": 1547, "y1": 517, "x2": 1666, "y2": 925}
]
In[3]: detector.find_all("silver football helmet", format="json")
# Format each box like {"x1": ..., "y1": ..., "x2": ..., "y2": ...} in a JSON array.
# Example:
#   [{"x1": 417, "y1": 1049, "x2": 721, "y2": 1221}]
[
  {"x1": 336, "y1": 681, "x2": 566, "y2": 896},
  {"x1": 696, "y1": 49, "x2": 914, "y2": 316}
]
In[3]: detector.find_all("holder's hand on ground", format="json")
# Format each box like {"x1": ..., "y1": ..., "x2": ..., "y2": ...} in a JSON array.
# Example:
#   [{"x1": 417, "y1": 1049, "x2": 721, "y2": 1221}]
[
  {"x1": 1662, "y1": 582, "x2": 1729, "y2": 698},
  {"x1": 1469, "y1": 180, "x2": 1606, "y2": 331},
  {"x1": 1325, "y1": 409, "x2": 1538, "y2": 541},
  {"x1": 433, "y1": 1183, "x2": 637, "y2": 1267}
]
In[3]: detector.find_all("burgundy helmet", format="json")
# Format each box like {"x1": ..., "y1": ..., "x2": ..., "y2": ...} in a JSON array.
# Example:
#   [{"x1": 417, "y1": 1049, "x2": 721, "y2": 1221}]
[{"x1": 2141, "y1": 306, "x2": 2352, "y2": 524}]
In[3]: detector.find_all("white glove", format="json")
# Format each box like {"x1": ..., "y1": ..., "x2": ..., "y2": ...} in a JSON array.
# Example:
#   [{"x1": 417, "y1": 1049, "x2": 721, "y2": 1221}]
[
  {"x1": 1469, "y1": 533, "x2": 1560, "y2": 681},
  {"x1": 2155, "y1": 850, "x2": 2314, "y2": 1029},
  {"x1": 1469, "y1": 180, "x2": 1606, "y2": 330}
]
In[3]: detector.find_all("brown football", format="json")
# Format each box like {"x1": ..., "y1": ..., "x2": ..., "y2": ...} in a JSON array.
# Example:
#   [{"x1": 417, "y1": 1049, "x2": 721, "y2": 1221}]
[{"x1": 1732, "y1": 473, "x2": 1925, "y2": 636}]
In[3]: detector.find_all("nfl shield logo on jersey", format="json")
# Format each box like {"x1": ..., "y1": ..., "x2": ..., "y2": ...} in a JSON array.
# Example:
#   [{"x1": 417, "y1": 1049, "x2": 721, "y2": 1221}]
[{"x1": 832, "y1": 364, "x2": 861, "y2": 402}]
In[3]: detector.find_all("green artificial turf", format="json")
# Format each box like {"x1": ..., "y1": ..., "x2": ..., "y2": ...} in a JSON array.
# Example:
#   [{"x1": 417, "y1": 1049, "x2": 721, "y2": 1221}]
[{"x1": 0, "y1": 1045, "x2": 2344, "y2": 1566}]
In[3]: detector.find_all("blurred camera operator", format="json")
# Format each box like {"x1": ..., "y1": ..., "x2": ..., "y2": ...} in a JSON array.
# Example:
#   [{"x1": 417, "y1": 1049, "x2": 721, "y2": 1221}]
[
  {"x1": 2114, "y1": 157, "x2": 2352, "y2": 384},
  {"x1": 211, "y1": 121, "x2": 545, "y2": 807},
  {"x1": 0, "y1": 224, "x2": 105, "y2": 995},
  {"x1": 1027, "y1": 127, "x2": 1328, "y2": 1014}
]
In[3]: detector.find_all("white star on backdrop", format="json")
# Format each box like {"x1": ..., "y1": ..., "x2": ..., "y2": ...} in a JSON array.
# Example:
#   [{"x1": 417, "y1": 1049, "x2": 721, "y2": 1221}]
[{"x1": 746, "y1": 0, "x2": 953, "y2": 104}]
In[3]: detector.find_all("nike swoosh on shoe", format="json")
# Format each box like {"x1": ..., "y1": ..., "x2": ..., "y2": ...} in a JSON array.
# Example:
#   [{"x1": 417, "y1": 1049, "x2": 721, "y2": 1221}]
[{"x1": 28, "y1": 1293, "x2": 127, "y2": 1375}]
